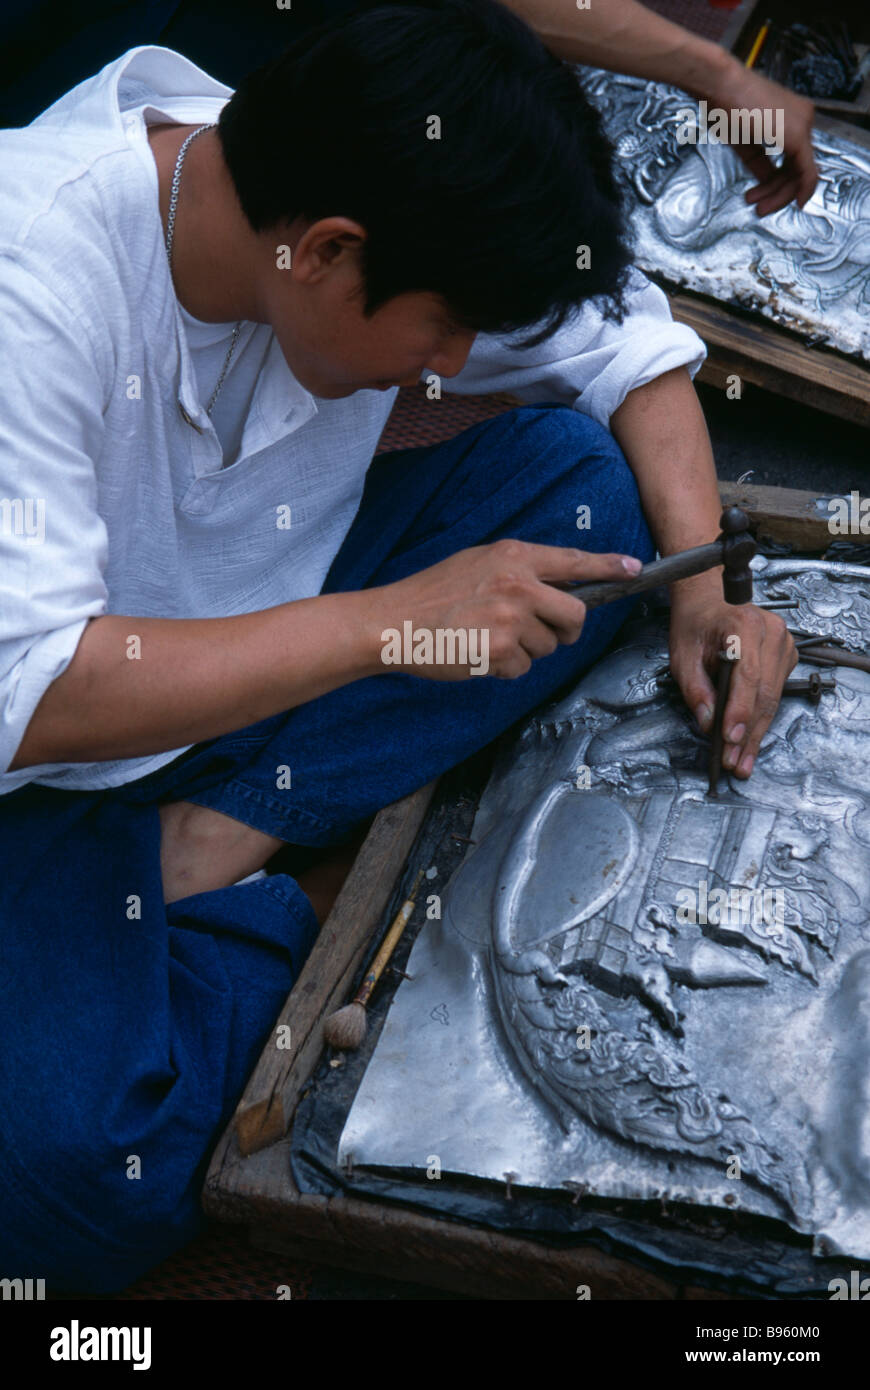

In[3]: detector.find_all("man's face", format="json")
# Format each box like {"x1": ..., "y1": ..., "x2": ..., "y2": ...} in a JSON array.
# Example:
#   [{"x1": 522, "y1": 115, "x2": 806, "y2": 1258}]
[{"x1": 261, "y1": 222, "x2": 477, "y2": 399}]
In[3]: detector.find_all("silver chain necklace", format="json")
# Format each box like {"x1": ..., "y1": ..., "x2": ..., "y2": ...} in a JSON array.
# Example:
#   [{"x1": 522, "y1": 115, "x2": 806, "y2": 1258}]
[{"x1": 165, "y1": 123, "x2": 241, "y2": 417}]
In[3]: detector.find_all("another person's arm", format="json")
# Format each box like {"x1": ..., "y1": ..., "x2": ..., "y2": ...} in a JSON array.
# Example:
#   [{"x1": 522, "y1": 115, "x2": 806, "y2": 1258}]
[{"x1": 501, "y1": 0, "x2": 817, "y2": 214}]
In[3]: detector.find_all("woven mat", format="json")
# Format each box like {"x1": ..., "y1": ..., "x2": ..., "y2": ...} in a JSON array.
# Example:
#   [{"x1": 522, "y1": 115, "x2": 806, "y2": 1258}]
[{"x1": 375, "y1": 383, "x2": 517, "y2": 453}]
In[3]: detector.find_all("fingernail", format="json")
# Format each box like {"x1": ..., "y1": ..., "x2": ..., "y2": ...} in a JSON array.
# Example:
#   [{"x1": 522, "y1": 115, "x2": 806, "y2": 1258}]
[
  {"x1": 726, "y1": 723, "x2": 746, "y2": 743},
  {"x1": 695, "y1": 703, "x2": 712, "y2": 731},
  {"x1": 722, "y1": 747, "x2": 736, "y2": 769},
  {"x1": 621, "y1": 556, "x2": 643, "y2": 574},
  {"x1": 740, "y1": 754, "x2": 755, "y2": 776}
]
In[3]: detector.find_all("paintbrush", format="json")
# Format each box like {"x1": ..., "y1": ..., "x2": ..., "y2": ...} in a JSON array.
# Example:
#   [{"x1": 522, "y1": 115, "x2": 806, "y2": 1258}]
[{"x1": 324, "y1": 868, "x2": 425, "y2": 1050}]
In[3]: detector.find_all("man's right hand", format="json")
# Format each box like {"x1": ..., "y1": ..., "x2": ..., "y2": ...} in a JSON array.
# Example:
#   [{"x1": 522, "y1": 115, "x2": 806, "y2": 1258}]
[
  {"x1": 8, "y1": 541, "x2": 642, "y2": 773},
  {"x1": 364, "y1": 538, "x2": 643, "y2": 679}
]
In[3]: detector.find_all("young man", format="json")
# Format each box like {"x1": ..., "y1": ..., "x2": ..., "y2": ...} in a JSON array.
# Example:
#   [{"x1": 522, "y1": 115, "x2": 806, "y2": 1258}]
[{"x1": 0, "y1": 0, "x2": 795, "y2": 1290}]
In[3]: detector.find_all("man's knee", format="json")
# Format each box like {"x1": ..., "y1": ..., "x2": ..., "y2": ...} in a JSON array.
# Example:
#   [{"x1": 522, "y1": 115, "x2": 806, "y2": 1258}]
[{"x1": 506, "y1": 403, "x2": 654, "y2": 559}]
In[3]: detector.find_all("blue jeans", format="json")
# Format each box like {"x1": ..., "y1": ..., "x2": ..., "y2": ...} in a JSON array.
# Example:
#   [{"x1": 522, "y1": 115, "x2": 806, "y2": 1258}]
[{"x1": 0, "y1": 405, "x2": 654, "y2": 1292}]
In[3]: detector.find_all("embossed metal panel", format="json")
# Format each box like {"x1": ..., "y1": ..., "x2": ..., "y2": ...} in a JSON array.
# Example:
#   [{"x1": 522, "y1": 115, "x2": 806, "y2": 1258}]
[
  {"x1": 579, "y1": 69, "x2": 870, "y2": 362},
  {"x1": 340, "y1": 559, "x2": 870, "y2": 1259}
]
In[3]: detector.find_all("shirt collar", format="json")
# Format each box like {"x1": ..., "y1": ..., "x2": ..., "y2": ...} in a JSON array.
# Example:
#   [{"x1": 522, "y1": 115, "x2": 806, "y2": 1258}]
[
  {"x1": 31, "y1": 45, "x2": 234, "y2": 138},
  {"x1": 246, "y1": 334, "x2": 319, "y2": 448},
  {"x1": 174, "y1": 320, "x2": 319, "y2": 458}
]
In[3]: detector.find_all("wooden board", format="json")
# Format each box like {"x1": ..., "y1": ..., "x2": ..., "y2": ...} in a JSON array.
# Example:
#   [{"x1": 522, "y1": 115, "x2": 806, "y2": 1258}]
[
  {"x1": 205, "y1": 1124, "x2": 690, "y2": 1300},
  {"x1": 668, "y1": 291, "x2": 870, "y2": 429},
  {"x1": 718, "y1": 480, "x2": 844, "y2": 550},
  {"x1": 229, "y1": 781, "x2": 438, "y2": 1158}
]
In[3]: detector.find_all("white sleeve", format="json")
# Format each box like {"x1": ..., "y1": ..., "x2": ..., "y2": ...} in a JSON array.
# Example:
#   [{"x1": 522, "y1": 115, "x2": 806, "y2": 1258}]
[
  {"x1": 441, "y1": 269, "x2": 707, "y2": 428},
  {"x1": 0, "y1": 259, "x2": 109, "y2": 781}
]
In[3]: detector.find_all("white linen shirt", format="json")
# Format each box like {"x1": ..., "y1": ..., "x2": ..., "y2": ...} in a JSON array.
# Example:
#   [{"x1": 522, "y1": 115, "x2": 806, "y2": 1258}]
[{"x1": 0, "y1": 45, "x2": 706, "y2": 796}]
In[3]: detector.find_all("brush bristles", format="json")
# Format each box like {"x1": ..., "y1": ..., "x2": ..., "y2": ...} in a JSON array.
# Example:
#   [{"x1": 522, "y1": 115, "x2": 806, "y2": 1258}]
[{"x1": 324, "y1": 1001, "x2": 368, "y2": 1050}]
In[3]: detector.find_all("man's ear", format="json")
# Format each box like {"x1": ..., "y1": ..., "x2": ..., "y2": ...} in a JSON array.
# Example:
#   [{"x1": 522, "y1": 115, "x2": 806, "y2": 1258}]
[{"x1": 289, "y1": 217, "x2": 367, "y2": 284}]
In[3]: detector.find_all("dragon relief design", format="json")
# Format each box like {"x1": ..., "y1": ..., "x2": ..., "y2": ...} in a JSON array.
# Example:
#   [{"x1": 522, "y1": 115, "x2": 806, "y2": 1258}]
[
  {"x1": 762, "y1": 568, "x2": 870, "y2": 646},
  {"x1": 579, "y1": 69, "x2": 870, "y2": 359}
]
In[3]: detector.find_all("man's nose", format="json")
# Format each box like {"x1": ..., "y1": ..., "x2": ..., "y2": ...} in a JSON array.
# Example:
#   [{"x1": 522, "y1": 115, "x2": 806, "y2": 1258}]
[{"x1": 430, "y1": 330, "x2": 477, "y2": 379}]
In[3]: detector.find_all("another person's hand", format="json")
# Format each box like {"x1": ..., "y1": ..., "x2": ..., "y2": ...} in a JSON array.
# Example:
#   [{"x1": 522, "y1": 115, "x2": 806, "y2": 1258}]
[
  {"x1": 668, "y1": 580, "x2": 797, "y2": 778},
  {"x1": 501, "y1": 0, "x2": 819, "y2": 216},
  {"x1": 706, "y1": 59, "x2": 818, "y2": 216}
]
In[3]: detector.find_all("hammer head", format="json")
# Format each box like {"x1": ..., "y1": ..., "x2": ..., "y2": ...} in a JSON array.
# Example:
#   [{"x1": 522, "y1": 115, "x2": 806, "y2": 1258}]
[{"x1": 718, "y1": 506, "x2": 756, "y2": 605}]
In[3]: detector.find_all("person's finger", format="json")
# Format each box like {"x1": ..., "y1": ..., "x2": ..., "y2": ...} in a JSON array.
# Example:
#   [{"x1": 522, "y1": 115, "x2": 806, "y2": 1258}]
[
  {"x1": 493, "y1": 648, "x2": 532, "y2": 680},
  {"x1": 509, "y1": 541, "x2": 643, "y2": 587},
  {"x1": 728, "y1": 677, "x2": 782, "y2": 777},
  {"x1": 791, "y1": 142, "x2": 820, "y2": 206},
  {"x1": 740, "y1": 146, "x2": 780, "y2": 191},
  {"x1": 749, "y1": 179, "x2": 798, "y2": 215},
  {"x1": 745, "y1": 166, "x2": 793, "y2": 211},
  {"x1": 724, "y1": 625, "x2": 796, "y2": 776},
  {"x1": 518, "y1": 617, "x2": 562, "y2": 663},
  {"x1": 672, "y1": 651, "x2": 717, "y2": 733},
  {"x1": 720, "y1": 642, "x2": 761, "y2": 769},
  {"x1": 530, "y1": 583, "x2": 587, "y2": 644},
  {"x1": 753, "y1": 173, "x2": 804, "y2": 216},
  {"x1": 744, "y1": 140, "x2": 818, "y2": 214}
]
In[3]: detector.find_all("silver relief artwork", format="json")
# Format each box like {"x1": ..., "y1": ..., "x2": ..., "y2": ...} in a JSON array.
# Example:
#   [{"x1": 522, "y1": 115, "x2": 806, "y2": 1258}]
[
  {"x1": 340, "y1": 559, "x2": 870, "y2": 1259},
  {"x1": 578, "y1": 69, "x2": 870, "y2": 362}
]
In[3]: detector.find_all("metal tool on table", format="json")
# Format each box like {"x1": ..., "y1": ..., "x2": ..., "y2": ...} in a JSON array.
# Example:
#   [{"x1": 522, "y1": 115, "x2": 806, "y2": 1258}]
[
  {"x1": 782, "y1": 672, "x2": 837, "y2": 704},
  {"x1": 707, "y1": 651, "x2": 740, "y2": 798},
  {"x1": 791, "y1": 643, "x2": 870, "y2": 675}
]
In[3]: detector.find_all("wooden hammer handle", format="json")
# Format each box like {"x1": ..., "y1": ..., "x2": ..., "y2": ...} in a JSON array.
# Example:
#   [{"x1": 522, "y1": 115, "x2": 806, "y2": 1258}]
[
  {"x1": 569, "y1": 541, "x2": 725, "y2": 608},
  {"x1": 569, "y1": 506, "x2": 756, "y2": 609}
]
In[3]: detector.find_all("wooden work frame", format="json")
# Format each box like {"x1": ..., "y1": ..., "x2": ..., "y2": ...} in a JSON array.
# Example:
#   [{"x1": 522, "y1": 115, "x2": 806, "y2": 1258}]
[
  {"x1": 668, "y1": 288, "x2": 870, "y2": 431},
  {"x1": 203, "y1": 484, "x2": 845, "y2": 1298},
  {"x1": 203, "y1": 782, "x2": 710, "y2": 1299}
]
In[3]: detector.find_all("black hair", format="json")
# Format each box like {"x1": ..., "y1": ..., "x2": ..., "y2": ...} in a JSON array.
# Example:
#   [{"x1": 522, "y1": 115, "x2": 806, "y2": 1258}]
[{"x1": 217, "y1": 0, "x2": 633, "y2": 345}]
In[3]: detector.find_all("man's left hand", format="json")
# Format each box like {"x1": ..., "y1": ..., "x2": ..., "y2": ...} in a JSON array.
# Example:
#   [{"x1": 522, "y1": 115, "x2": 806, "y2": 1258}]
[{"x1": 668, "y1": 587, "x2": 798, "y2": 779}]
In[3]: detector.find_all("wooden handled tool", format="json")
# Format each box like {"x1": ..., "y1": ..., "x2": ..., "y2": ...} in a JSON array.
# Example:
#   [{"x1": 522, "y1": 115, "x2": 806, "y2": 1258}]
[
  {"x1": 570, "y1": 507, "x2": 756, "y2": 609},
  {"x1": 324, "y1": 868, "x2": 425, "y2": 1051}
]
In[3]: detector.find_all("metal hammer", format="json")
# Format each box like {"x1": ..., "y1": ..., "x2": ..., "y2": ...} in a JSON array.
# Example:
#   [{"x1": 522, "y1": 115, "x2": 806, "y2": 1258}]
[{"x1": 569, "y1": 506, "x2": 756, "y2": 609}]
